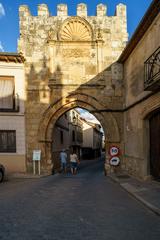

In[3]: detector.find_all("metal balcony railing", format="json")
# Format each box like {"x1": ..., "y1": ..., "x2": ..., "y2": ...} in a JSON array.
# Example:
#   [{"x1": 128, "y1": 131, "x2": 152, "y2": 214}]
[{"x1": 144, "y1": 47, "x2": 160, "y2": 90}]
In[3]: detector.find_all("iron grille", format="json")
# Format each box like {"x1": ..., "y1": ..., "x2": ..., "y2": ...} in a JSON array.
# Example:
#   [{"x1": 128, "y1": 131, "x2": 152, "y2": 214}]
[{"x1": 144, "y1": 46, "x2": 160, "y2": 90}]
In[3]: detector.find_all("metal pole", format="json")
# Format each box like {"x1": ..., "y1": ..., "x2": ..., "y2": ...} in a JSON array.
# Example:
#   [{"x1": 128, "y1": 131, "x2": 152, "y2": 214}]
[
  {"x1": 33, "y1": 161, "x2": 36, "y2": 175},
  {"x1": 38, "y1": 161, "x2": 41, "y2": 175}
]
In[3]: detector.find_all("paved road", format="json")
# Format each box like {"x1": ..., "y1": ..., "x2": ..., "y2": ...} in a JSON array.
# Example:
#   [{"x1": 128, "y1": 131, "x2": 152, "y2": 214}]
[{"x1": 0, "y1": 159, "x2": 160, "y2": 240}]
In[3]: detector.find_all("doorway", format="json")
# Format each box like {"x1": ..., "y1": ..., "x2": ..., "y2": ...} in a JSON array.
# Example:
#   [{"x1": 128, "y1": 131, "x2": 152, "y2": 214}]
[{"x1": 149, "y1": 110, "x2": 160, "y2": 179}]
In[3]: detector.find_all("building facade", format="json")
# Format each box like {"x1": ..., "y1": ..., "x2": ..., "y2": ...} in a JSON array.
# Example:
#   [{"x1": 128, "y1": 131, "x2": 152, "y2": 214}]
[
  {"x1": 52, "y1": 109, "x2": 83, "y2": 170},
  {"x1": 18, "y1": 2, "x2": 128, "y2": 174},
  {"x1": 68, "y1": 109, "x2": 83, "y2": 157},
  {"x1": 0, "y1": 53, "x2": 26, "y2": 173},
  {"x1": 11, "y1": 0, "x2": 160, "y2": 179},
  {"x1": 81, "y1": 119, "x2": 102, "y2": 159},
  {"x1": 52, "y1": 111, "x2": 70, "y2": 169},
  {"x1": 118, "y1": 0, "x2": 160, "y2": 179}
]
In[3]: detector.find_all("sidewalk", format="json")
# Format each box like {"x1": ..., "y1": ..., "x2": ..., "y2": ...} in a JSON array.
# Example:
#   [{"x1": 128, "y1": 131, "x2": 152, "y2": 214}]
[
  {"x1": 6, "y1": 172, "x2": 50, "y2": 180},
  {"x1": 108, "y1": 172, "x2": 160, "y2": 216}
]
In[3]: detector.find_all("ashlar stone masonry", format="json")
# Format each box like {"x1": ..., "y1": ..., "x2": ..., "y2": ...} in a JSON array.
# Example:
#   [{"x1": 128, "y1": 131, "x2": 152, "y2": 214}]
[{"x1": 18, "y1": 3, "x2": 128, "y2": 173}]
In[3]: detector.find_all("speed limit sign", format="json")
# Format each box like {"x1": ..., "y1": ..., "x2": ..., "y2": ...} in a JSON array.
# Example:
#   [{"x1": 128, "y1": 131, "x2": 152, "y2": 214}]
[{"x1": 109, "y1": 146, "x2": 119, "y2": 156}]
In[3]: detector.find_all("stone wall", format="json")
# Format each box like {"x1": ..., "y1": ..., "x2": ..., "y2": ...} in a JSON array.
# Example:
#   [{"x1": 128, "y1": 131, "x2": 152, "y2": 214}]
[
  {"x1": 18, "y1": 3, "x2": 128, "y2": 172},
  {"x1": 123, "y1": 13, "x2": 160, "y2": 178}
]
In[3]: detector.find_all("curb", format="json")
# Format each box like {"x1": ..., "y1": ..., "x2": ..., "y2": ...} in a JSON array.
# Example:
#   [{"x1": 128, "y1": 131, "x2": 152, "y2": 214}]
[
  {"x1": 108, "y1": 174, "x2": 160, "y2": 216},
  {"x1": 6, "y1": 173, "x2": 51, "y2": 180},
  {"x1": 129, "y1": 192, "x2": 160, "y2": 216}
]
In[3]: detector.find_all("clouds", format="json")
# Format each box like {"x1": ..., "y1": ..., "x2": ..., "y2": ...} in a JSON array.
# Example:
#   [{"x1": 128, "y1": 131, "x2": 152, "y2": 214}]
[
  {"x1": 0, "y1": 41, "x2": 4, "y2": 51},
  {"x1": 77, "y1": 108, "x2": 100, "y2": 124},
  {"x1": 0, "y1": 3, "x2": 5, "y2": 18},
  {"x1": 0, "y1": 3, "x2": 5, "y2": 52}
]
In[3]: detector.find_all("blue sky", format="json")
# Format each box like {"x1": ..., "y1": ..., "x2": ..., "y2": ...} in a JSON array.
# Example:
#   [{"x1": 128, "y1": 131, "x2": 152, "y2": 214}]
[{"x1": 0, "y1": 0, "x2": 153, "y2": 52}]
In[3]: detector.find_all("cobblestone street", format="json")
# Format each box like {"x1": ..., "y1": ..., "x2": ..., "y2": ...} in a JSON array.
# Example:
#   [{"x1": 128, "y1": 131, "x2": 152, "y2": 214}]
[{"x1": 0, "y1": 159, "x2": 160, "y2": 240}]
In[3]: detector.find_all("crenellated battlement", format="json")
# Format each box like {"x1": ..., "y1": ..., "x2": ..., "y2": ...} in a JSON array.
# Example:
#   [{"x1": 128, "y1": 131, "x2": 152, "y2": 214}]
[
  {"x1": 38, "y1": 4, "x2": 49, "y2": 17},
  {"x1": 97, "y1": 4, "x2": 107, "y2": 17},
  {"x1": 19, "y1": 3, "x2": 126, "y2": 18},
  {"x1": 77, "y1": 3, "x2": 87, "y2": 18},
  {"x1": 57, "y1": 4, "x2": 68, "y2": 17},
  {"x1": 115, "y1": 3, "x2": 127, "y2": 17},
  {"x1": 18, "y1": 2, "x2": 128, "y2": 74},
  {"x1": 19, "y1": 5, "x2": 31, "y2": 17}
]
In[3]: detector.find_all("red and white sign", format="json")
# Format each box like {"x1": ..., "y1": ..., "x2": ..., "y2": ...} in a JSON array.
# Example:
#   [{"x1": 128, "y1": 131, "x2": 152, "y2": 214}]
[
  {"x1": 109, "y1": 146, "x2": 119, "y2": 156},
  {"x1": 109, "y1": 156, "x2": 120, "y2": 166}
]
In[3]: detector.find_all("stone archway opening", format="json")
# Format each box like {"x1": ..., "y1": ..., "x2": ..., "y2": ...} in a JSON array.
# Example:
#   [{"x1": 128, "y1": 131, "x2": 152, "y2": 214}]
[
  {"x1": 37, "y1": 94, "x2": 121, "y2": 174},
  {"x1": 51, "y1": 107, "x2": 106, "y2": 173}
]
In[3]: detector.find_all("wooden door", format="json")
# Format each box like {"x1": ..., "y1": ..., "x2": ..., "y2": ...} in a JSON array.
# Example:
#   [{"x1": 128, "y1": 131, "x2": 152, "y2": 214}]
[{"x1": 149, "y1": 111, "x2": 160, "y2": 179}]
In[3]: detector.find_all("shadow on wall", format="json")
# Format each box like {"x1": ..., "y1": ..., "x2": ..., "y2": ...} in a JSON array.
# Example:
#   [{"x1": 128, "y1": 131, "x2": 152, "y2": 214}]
[
  {"x1": 23, "y1": 54, "x2": 122, "y2": 173},
  {"x1": 25, "y1": 56, "x2": 64, "y2": 171}
]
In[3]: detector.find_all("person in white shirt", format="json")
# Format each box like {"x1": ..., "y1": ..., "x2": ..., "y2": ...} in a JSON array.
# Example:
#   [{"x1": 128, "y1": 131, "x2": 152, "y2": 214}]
[{"x1": 70, "y1": 150, "x2": 80, "y2": 175}]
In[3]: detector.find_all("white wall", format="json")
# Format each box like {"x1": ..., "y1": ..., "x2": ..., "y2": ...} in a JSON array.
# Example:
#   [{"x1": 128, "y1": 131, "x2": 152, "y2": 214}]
[{"x1": 0, "y1": 61, "x2": 26, "y2": 172}]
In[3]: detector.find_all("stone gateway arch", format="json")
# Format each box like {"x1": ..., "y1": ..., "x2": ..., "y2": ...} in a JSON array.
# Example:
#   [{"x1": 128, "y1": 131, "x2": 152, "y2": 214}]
[
  {"x1": 18, "y1": 3, "x2": 128, "y2": 173},
  {"x1": 38, "y1": 93, "x2": 120, "y2": 171}
]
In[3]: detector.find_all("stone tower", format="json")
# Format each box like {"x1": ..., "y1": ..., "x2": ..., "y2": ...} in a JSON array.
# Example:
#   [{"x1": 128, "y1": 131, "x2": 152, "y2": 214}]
[{"x1": 18, "y1": 3, "x2": 128, "y2": 173}]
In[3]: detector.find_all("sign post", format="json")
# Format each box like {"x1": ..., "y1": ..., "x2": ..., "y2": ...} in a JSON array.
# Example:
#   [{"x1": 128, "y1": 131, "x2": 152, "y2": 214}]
[{"x1": 33, "y1": 150, "x2": 41, "y2": 175}]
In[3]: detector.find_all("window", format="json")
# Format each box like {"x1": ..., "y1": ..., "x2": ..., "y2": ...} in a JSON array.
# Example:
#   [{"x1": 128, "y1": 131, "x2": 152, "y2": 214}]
[
  {"x1": 0, "y1": 76, "x2": 15, "y2": 110},
  {"x1": 72, "y1": 130, "x2": 75, "y2": 142},
  {"x1": 0, "y1": 130, "x2": 16, "y2": 152},
  {"x1": 60, "y1": 130, "x2": 63, "y2": 144},
  {"x1": 72, "y1": 111, "x2": 75, "y2": 122}
]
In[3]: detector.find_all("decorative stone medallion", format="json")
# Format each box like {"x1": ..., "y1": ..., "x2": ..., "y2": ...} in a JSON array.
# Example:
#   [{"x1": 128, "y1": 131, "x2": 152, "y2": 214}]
[{"x1": 59, "y1": 17, "x2": 92, "y2": 41}]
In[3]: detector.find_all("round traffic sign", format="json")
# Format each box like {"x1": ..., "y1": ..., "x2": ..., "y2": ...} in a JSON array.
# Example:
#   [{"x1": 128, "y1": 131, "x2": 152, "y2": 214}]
[
  {"x1": 109, "y1": 156, "x2": 120, "y2": 166},
  {"x1": 109, "y1": 146, "x2": 119, "y2": 156}
]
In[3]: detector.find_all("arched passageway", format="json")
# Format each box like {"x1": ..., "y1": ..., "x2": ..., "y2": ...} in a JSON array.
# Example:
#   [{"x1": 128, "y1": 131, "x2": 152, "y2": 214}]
[
  {"x1": 37, "y1": 93, "x2": 121, "y2": 173},
  {"x1": 51, "y1": 107, "x2": 105, "y2": 171}
]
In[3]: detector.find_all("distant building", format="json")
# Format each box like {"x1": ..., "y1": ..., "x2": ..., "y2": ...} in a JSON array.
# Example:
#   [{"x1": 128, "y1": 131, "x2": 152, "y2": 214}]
[
  {"x1": 68, "y1": 109, "x2": 83, "y2": 157},
  {"x1": 0, "y1": 53, "x2": 26, "y2": 173},
  {"x1": 52, "y1": 112, "x2": 70, "y2": 169},
  {"x1": 52, "y1": 109, "x2": 83, "y2": 170},
  {"x1": 81, "y1": 118, "x2": 103, "y2": 159}
]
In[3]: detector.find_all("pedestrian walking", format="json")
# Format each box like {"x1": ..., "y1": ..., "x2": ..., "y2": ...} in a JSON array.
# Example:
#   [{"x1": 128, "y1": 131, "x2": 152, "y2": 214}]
[
  {"x1": 59, "y1": 149, "x2": 67, "y2": 173},
  {"x1": 70, "y1": 150, "x2": 80, "y2": 175}
]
